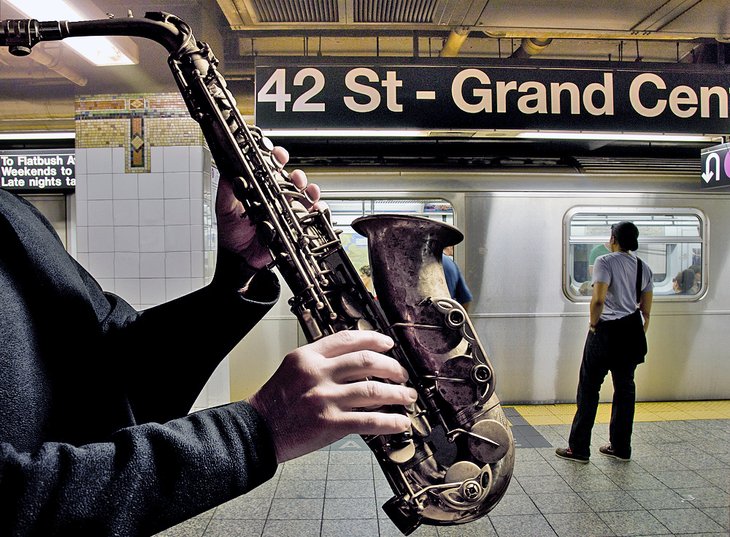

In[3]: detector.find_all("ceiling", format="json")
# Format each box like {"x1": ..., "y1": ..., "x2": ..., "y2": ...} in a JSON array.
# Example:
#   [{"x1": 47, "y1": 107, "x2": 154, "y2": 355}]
[{"x1": 0, "y1": 0, "x2": 728, "y2": 146}]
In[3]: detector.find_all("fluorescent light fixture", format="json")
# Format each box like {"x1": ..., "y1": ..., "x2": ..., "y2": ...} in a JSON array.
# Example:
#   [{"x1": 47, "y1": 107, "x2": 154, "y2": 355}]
[
  {"x1": 516, "y1": 131, "x2": 719, "y2": 143},
  {"x1": 5, "y1": 0, "x2": 137, "y2": 66},
  {"x1": 262, "y1": 129, "x2": 431, "y2": 137},
  {"x1": 0, "y1": 132, "x2": 75, "y2": 140}
]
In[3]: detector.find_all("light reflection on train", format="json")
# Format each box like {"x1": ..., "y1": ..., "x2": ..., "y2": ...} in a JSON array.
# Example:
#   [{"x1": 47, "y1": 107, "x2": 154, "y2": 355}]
[{"x1": 228, "y1": 165, "x2": 730, "y2": 404}]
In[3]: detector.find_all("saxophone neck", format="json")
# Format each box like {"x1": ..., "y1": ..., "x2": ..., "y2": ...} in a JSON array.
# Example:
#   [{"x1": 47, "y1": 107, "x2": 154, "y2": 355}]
[{"x1": 0, "y1": 11, "x2": 196, "y2": 57}]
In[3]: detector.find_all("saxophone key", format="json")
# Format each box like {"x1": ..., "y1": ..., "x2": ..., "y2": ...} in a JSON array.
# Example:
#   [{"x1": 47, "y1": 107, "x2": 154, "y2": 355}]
[{"x1": 467, "y1": 419, "x2": 512, "y2": 464}]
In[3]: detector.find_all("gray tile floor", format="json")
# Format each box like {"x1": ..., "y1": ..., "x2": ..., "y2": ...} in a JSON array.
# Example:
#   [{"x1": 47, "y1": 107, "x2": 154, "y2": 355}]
[{"x1": 158, "y1": 417, "x2": 729, "y2": 537}]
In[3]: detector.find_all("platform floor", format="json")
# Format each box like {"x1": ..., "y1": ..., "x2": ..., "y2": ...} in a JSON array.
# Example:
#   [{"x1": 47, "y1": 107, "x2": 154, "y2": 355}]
[{"x1": 158, "y1": 401, "x2": 730, "y2": 537}]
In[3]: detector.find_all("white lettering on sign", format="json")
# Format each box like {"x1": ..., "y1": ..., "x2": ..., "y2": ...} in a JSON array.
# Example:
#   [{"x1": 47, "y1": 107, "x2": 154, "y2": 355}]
[
  {"x1": 344, "y1": 68, "x2": 381, "y2": 112},
  {"x1": 0, "y1": 150, "x2": 75, "y2": 191},
  {"x1": 343, "y1": 68, "x2": 404, "y2": 113},
  {"x1": 630, "y1": 73, "x2": 730, "y2": 119},
  {"x1": 255, "y1": 66, "x2": 730, "y2": 128},
  {"x1": 452, "y1": 69, "x2": 614, "y2": 116}
]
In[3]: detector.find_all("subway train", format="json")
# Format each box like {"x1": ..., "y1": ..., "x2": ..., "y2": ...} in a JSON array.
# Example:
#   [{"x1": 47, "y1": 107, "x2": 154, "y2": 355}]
[{"x1": 227, "y1": 155, "x2": 730, "y2": 405}]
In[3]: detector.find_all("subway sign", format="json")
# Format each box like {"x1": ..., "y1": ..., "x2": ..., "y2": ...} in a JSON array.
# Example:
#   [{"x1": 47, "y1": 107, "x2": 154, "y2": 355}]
[
  {"x1": 0, "y1": 149, "x2": 76, "y2": 193},
  {"x1": 255, "y1": 59, "x2": 730, "y2": 134},
  {"x1": 701, "y1": 142, "x2": 730, "y2": 189}
]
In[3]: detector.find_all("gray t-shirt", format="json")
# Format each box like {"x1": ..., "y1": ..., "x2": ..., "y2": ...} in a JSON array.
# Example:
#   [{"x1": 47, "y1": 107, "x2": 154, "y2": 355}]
[{"x1": 592, "y1": 252, "x2": 653, "y2": 321}]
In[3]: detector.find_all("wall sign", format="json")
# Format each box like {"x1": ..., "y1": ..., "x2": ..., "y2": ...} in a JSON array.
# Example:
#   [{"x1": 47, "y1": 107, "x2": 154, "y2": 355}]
[
  {"x1": 0, "y1": 149, "x2": 76, "y2": 193},
  {"x1": 255, "y1": 59, "x2": 730, "y2": 134},
  {"x1": 701, "y1": 142, "x2": 730, "y2": 189}
]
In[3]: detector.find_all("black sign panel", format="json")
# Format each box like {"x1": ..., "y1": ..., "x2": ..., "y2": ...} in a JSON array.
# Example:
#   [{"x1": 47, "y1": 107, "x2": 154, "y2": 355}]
[
  {"x1": 255, "y1": 59, "x2": 730, "y2": 134},
  {"x1": 701, "y1": 142, "x2": 730, "y2": 190},
  {"x1": 0, "y1": 149, "x2": 76, "y2": 193}
]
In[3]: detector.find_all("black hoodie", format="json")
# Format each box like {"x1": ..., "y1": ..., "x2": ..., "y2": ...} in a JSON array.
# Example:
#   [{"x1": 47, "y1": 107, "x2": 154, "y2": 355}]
[{"x1": 0, "y1": 189, "x2": 279, "y2": 536}]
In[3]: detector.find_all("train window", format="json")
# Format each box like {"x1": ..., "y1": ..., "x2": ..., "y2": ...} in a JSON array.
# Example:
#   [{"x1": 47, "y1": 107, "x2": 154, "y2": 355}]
[
  {"x1": 327, "y1": 199, "x2": 454, "y2": 281},
  {"x1": 564, "y1": 208, "x2": 705, "y2": 301}
]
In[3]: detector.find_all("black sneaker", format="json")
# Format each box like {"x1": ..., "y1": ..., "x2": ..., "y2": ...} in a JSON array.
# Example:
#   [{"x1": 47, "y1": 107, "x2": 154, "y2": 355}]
[
  {"x1": 598, "y1": 444, "x2": 630, "y2": 461},
  {"x1": 555, "y1": 447, "x2": 589, "y2": 464}
]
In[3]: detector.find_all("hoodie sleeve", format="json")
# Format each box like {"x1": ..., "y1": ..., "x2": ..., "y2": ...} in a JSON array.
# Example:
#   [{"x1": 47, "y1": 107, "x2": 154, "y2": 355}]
[
  {"x1": 0, "y1": 401, "x2": 278, "y2": 537},
  {"x1": 98, "y1": 265, "x2": 281, "y2": 425}
]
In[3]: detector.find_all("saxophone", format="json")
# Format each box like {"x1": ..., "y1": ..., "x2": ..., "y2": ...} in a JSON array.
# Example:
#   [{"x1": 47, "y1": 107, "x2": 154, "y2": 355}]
[{"x1": 0, "y1": 13, "x2": 514, "y2": 534}]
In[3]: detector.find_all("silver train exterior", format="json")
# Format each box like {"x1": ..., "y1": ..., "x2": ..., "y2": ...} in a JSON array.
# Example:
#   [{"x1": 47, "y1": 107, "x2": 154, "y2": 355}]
[{"x1": 228, "y1": 160, "x2": 729, "y2": 404}]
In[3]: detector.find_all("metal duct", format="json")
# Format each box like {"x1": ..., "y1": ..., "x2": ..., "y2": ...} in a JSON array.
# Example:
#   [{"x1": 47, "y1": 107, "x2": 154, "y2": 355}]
[
  {"x1": 440, "y1": 27, "x2": 469, "y2": 57},
  {"x1": 510, "y1": 37, "x2": 553, "y2": 59}
]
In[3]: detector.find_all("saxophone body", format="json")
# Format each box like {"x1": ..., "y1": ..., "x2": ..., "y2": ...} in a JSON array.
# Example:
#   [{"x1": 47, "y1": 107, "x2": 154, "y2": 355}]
[{"x1": 0, "y1": 13, "x2": 514, "y2": 534}]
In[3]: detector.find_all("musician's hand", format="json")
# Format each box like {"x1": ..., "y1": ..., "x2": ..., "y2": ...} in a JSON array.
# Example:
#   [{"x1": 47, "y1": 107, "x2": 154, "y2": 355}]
[
  {"x1": 215, "y1": 146, "x2": 321, "y2": 269},
  {"x1": 248, "y1": 330, "x2": 416, "y2": 463}
]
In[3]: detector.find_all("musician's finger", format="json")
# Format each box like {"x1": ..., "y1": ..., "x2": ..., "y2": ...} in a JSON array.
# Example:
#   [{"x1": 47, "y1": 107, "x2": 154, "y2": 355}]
[
  {"x1": 309, "y1": 330, "x2": 394, "y2": 359},
  {"x1": 334, "y1": 411, "x2": 412, "y2": 436},
  {"x1": 272, "y1": 146, "x2": 289, "y2": 166},
  {"x1": 331, "y1": 353, "x2": 409, "y2": 384},
  {"x1": 335, "y1": 381, "x2": 417, "y2": 409}
]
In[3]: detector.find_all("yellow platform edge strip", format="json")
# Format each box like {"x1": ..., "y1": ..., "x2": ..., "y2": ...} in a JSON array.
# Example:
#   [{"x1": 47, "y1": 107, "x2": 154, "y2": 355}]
[{"x1": 506, "y1": 400, "x2": 730, "y2": 426}]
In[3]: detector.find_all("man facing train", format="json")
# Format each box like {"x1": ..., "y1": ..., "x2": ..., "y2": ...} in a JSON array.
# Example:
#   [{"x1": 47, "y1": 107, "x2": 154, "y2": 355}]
[{"x1": 557, "y1": 221, "x2": 653, "y2": 463}]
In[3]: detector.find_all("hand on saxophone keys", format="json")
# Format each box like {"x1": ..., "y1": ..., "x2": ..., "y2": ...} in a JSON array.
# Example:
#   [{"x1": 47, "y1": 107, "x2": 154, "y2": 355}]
[
  {"x1": 248, "y1": 330, "x2": 417, "y2": 463},
  {"x1": 214, "y1": 145, "x2": 321, "y2": 270}
]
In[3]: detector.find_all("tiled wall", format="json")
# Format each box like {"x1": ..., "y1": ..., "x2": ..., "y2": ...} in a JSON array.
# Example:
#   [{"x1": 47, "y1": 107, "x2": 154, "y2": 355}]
[
  {"x1": 74, "y1": 93, "x2": 226, "y2": 409},
  {"x1": 74, "y1": 145, "x2": 215, "y2": 309}
]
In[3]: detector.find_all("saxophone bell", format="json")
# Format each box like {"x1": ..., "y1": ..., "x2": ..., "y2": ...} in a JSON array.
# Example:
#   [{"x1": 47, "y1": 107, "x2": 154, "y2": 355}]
[{"x1": 353, "y1": 214, "x2": 515, "y2": 533}]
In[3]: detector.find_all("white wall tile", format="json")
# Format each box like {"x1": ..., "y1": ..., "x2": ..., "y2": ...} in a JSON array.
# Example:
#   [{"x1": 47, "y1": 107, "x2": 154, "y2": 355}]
[
  {"x1": 164, "y1": 171, "x2": 190, "y2": 199},
  {"x1": 166, "y1": 278, "x2": 192, "y2": 301},
  {"x1": 74, "y1": 149, "x2": 88, "y2": 176},
  {"x1": 139, "y1": 199, "x2": 164, "y2": 226},
  {"x1": 191, "y1": 251, "x2": 204, "y2": 278},
  {"x1": 164, "y1": 199, "x2": 190, "y2": 225},
  {"x1": 74, "y1": 173, "x2": 88, "y2": 201},
  {"x1": 111, "y1": 147, "x2": 125, "y2": 173},
  {"x1": 76, "y1": 225, "x2": 89, "y2": 253},
  {"x1": 88, "y1": 226, "x2": 115, "y2": 252},
  {"x1": 188, "y1": 199, "x2": 205, "y2": 227},
  {"x1": 87, "y1": 200, "x2": 114, "y2": 226},
  {"x1": 139, "y1": 226, "x2": 164, "y2": 252},
  {"x1": 75, "y1": 199, "x2": 87, "y2": 226},
  {"x1": 114, "y1": 278, "x2": 141, "y2": 306},
  {"x1": 189, "y1": 171, "x2": 204, "y2": 200},
  {"x1": 114, "y1": 252, "x2": 140, "y2": 278},
  {"x1": 140, "y1": 252, "x2": 166, "y2": 277},
  {"x1": 150, "y1": 146, "x2": 164, "y2": 173},
  {"x1": 88, "y1": 252, "x2": 115, "y2": 278},
  {"x1": 87, "y1": 173, "x2": 113, "y2": 200},
  {"x1": 113, "y1": 199, "x2": 139, "y2": 226},
  {"x1": 189, "y1": 146, "x2": 204, "y2": 172},
  {"x1": 141, "y1": 278, "x2": 166, "y2": 305},
  {"x1": 113, "y1": 173, "x2": 138, "y2": 199},
  {"x1": 164, "y1": 225, "x2": 191, "y2": 252},
  {"x1": 96, "y1": 278, "x2": 114, "y2": 293},
  {"x1": 114, "y1": 226, "x2": 139, "y2": 252},
  {"x1": 163, "y1": 146, "x2": 190, "y2": 172},
  {"x1": 138, "y1": 173, "x2": 164, "y2": 199},
  {"x1": 165, "y1": 252, "x2": 191, "y2": 278},
  {"x1": 75, "y1": 252, "x2": 89, "y2": 271},
  {"x1": 190, "y1": 225, "x2": 204, "y2": 252},
  {"x1": 85, "y1": 148, "x2": 113, "y2": 174}
]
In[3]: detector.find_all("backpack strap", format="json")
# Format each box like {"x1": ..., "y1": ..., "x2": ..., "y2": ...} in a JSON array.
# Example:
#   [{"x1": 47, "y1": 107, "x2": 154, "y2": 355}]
[{"x1": 635, "y1": 257, "x2": 643, "y2": 304}]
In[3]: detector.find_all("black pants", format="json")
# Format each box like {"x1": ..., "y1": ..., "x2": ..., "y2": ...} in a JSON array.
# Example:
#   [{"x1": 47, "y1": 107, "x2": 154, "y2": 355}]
[{"x1": 568, "y1": 328, "x2": 639, "y2": 459}]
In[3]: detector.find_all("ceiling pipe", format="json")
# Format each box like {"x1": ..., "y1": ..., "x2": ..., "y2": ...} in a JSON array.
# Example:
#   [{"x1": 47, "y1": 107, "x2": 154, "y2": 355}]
[
  {"x1": 18, "y1": 46, "x2": 88, "y2": 86},
  {"x1": 440, "y1": 27, "x2": 470, "y2": 57},
  {"x1": 510, "y1": 37, "x2": 553, "y2": 58}
]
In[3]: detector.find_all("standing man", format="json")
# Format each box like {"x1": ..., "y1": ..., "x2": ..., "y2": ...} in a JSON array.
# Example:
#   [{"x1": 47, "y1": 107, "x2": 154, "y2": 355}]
[
  {"x1": 556, "y1": 221, "x2": 653, "y2": 463},
  {"x1": 442, "y1": 245, "x2": 473, "y2": 312}
]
